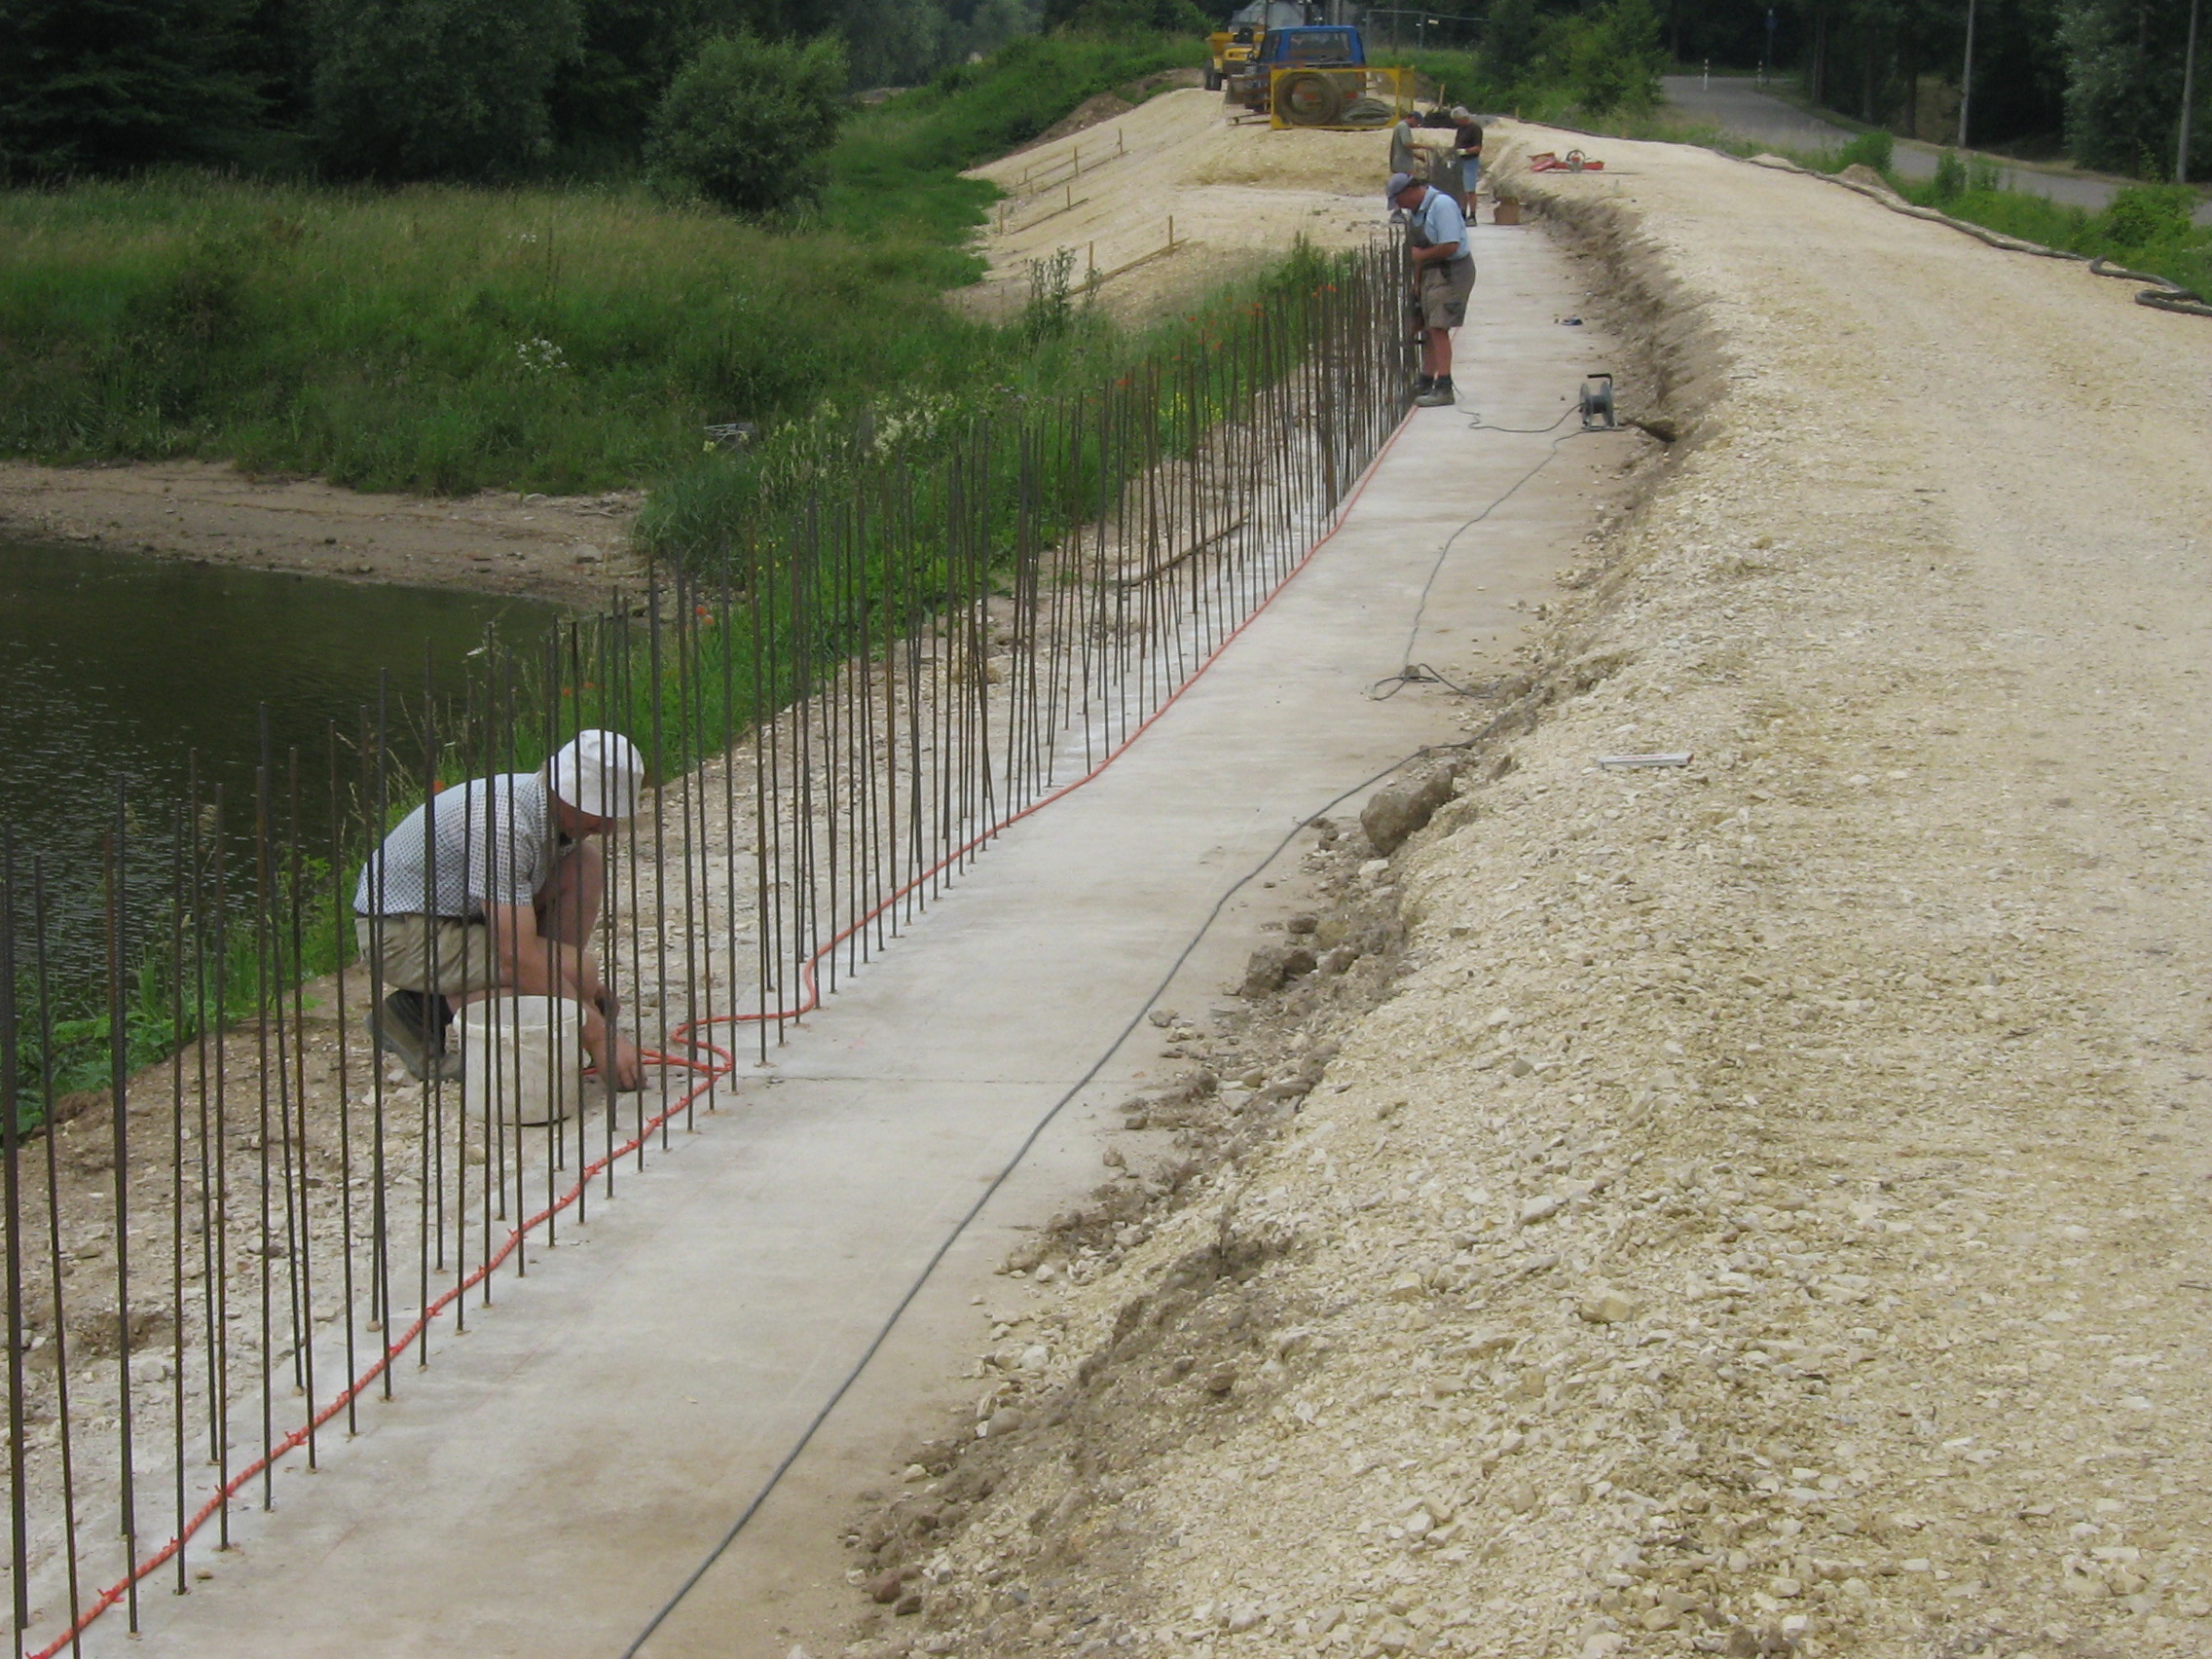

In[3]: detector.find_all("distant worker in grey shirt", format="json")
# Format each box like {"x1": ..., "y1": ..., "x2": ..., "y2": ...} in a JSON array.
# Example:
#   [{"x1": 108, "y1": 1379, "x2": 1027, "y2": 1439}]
[
  {"x1": 1388, "y1": 110, "x2": 1421, "y2": 182},
  {"x1": 354, "y1": 728, "x2": 647, "y2": 1089}
]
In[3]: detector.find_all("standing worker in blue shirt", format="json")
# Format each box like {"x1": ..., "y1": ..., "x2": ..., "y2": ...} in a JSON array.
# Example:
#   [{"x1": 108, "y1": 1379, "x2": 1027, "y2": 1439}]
[{"x1": 1387, "y1": 170, "x2": 1474, "y2": 408}]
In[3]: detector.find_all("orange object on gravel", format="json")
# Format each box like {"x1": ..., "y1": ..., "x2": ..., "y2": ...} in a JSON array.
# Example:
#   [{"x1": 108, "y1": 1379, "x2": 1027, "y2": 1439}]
[{"x1": 1528, "y1": 148, "x2": 1604, "y2": 170}]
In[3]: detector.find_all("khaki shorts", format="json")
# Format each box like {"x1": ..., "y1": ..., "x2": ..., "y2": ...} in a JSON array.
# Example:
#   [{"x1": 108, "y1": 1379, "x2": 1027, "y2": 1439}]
[
  {"x1": 1419, "y1": 257, "x2": 1476, "y2": 331},
  {"x1": 355, "y1": 915, "x2": 501, "y2": 997}
]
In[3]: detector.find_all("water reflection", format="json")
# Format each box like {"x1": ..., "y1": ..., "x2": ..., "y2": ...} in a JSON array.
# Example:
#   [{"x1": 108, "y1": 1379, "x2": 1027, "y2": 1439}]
[{"x1": 0, "y1": 541, "x2": 561, "y2": 1001}]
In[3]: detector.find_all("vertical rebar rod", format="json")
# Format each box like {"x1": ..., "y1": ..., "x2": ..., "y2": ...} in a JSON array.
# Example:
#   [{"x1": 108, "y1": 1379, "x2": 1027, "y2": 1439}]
[
  {"x1": 2, "y1": 835, "x2": 27, "y2": 1647},
  {"x1": 251, "y1": 751, "x2": 276, "y2": 1508},
  {"x1": 33, "y1": 861, "x2": 86, "y2": 1654},
  {"x1": 645, "y1": 580, "x2": 672, "y2": 1131},
  {"x1": 367, "y1": 679, "x2": 392, "y2": 1390},
  {"x1": 206, "y1": 788, "x2": 233, "y2": 1540},
  {"x1": 417, "y1": 663, "x2": 440, "y2": 1342},
  {"x1": 281, "y1": 751, "x2": 314, "y2": 1462},
  {"x1": 329, "y1": 723, "x2": 360, "y2": 1435},
  {"x1": 103, "y1": 789, "x2": 141, "y2": 1629},
  {"x1": 166, "y1": 802, "x2": 189, "y2": 1592}
]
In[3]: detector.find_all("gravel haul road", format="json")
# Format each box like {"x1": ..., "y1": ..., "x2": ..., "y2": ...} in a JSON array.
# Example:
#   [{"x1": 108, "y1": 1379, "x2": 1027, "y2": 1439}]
[{"x1": 835, "y1": 126, "x2": 2212, "y2": 1659}]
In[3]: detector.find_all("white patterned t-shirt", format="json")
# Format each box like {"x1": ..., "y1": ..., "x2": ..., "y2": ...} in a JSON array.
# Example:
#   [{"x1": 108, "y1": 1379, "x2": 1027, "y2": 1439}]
[{"x1": 353, "y1": 772, "x2": 558, "y2": 918}]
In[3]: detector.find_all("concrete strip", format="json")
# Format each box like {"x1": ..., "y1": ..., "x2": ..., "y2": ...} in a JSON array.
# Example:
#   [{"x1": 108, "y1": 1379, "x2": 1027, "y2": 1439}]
[{"x1": 75, "y1": 221, "x2": 1632, "y2": 1659}]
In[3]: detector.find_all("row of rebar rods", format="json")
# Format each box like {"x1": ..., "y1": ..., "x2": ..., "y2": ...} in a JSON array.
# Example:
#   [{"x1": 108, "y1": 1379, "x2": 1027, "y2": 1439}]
[{"x1": 0, "y1": 246, "x2": 1411, "y2": 1657}]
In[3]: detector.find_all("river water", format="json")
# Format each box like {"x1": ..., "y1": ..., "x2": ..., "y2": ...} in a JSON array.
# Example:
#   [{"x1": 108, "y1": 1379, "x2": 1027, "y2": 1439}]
[{"x1": 1, "y1": 541, "x2": 561, "y2": 1003}]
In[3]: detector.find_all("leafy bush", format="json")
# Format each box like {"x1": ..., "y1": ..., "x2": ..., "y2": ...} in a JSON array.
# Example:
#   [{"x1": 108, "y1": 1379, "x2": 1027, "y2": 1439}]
[
  {"x1": 2060, "y1": 0, "x2": 2203, "y2": 177},
  {"x1": 1932, "y1": 148, "x2": 1967, "y2": 201},
  {"x1": 1020, "y1": 248, "x2": 1081, "y2": 346},
  {"x1": 833, "y1": 0, "x2": 951, "y2": 91},
  {"x1": 2099, "y1": 182, "x2": 2198, "y2": 247},
  {"x1": 957, "y1": 0, "x2": 1043, "y2": 60},
  {"x1": 1830, "y1": 129, "x2": 1895, "y2": 173},
  {"x1": 1543, "y1": 0, "x2": 1665, "y2": 117},
  {"x1": 646, "y1": 31, "x2": 846, "y2": 216},
  {"x1": 1482, "y1": 0, "x2": 1550, "y2": 87},
  {"x1": 312, "y1": 0, "x2": 585, "y2": 180}
]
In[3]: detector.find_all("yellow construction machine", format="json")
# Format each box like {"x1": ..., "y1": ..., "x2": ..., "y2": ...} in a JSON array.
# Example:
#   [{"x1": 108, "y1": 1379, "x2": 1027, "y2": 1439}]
[
  {"x1": 1206, "y1": 2, "x2": 1277, "y2": 91},
  {"x1": 1204, "y1": 24, "x2": 1259, "y2": 92},
  {"x1": 1222, "y1": 22, "x2": 1414, "y2": 129}
]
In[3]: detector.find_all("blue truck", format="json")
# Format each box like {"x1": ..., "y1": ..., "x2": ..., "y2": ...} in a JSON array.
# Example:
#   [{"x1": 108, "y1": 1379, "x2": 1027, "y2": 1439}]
[{"x1": 1224, "y1": 25, "x2": 1370, "y2": 125}]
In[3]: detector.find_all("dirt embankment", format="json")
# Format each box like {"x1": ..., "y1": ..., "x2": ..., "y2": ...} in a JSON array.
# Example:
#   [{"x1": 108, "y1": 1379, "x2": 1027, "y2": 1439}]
[
  {"x1": 1016, "y1": 68, "x2": 1208, "y2": 154},
  {"x1": 0, "y1": 459, "x2": 644, "y2": 605},
  {"x1": 829, "y1": 125, "x2": 2212, "y2": 1659},
  {"x1": 963, "y1": 87, "x2": 1411, "y2": 322}
]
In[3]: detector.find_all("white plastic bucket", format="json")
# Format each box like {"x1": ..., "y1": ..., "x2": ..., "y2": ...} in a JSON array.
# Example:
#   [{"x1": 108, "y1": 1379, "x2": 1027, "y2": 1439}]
[{"x1": 454, "y1": 995, "x2": 587, "y2": 1126}]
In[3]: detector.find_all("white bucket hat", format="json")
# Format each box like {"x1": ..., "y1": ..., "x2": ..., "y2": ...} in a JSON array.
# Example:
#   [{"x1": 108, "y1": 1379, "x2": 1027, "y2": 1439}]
[{"x1": 548, "y1": 729, "x2": 645, "y2": 820}]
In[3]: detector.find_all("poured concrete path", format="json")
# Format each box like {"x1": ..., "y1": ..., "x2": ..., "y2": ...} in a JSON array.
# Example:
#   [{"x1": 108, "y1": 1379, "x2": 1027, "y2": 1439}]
[{"x1": 80, "y1": 223, "x2": 1631, "y2": 1659}]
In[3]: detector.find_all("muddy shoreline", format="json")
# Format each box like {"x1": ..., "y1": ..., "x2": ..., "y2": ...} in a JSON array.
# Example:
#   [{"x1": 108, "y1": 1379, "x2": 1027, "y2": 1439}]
[{"x1": 0, "y1": 458, "x2": 647, "y2": 608}]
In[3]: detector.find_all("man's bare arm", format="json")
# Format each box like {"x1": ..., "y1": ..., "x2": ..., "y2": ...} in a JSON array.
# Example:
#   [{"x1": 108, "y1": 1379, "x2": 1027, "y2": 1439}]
[{"x1": 483, "y1": 902, "x2": 644, "y2": 1088}]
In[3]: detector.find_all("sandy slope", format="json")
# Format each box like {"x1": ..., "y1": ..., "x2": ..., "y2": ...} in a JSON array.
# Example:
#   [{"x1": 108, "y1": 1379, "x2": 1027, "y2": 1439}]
[
  {"x1": 838, "y1": 125, "x2": 2212, "y2": 1659},
  {"x1": 963, "y1": 88, "x2": 1446, "y2": 320}
]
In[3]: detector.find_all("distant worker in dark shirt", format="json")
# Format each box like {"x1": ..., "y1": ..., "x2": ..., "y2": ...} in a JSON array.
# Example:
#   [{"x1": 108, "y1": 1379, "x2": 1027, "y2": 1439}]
[{"x1": 1452, "y1": 105, "x2": 1484, "y2": 215}]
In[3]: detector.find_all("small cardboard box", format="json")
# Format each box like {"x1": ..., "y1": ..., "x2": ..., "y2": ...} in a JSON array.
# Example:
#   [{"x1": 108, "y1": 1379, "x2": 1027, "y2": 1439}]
[{"x1": 1493, "y1": 197, "x2": 1522, "y2": 226}]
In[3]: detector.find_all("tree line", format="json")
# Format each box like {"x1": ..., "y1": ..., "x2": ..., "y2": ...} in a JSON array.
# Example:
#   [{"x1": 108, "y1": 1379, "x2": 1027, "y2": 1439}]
[
  {"x1": 4, "y1": 0, "x2": 2194, "y2": 187},
  {"x1": 0, "y1": 0, "x2": 1057, "y2": 182},
  {"x1": 1653, "y1": 0, "x2": 2202, "y2": 176}
]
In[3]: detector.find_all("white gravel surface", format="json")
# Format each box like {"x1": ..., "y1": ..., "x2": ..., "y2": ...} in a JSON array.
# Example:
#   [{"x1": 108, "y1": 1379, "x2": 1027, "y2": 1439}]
[{"x1": 836, "y1": 125, "x2": 2212, "y2": 1659}]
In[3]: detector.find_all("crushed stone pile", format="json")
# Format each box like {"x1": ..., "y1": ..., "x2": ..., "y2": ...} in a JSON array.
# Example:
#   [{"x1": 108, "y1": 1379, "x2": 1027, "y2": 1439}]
[{"x1": 831, "y1": 124, "x2": 2212, "y2": 1659}]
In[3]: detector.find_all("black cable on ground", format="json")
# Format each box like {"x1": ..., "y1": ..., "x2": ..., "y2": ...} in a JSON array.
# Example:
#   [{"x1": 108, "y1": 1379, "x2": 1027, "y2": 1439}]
[
  {"x1": 1367, "y1": 420, "x2": 1623, "y2": 702},
  {"x1": 622, "y1": 387, "x2": 1638, "y2": 1655},
  {"x1": 1459, "y1": 407, "x2": 1578, "y2": 435},
  {"x1": 1366, "y1": 661, "x2": 1493, "y2": 701},
  {"x1": 616, "y1": 748, "x2": 1431, "y2": 1658}
]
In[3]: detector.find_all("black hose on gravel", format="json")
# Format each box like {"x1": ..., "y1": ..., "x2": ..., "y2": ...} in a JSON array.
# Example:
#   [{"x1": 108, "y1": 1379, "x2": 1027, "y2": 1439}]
[
  {"x1": 2087, "y1": 256, "x2": 2212, "y2": 317},
  {"x1": 1725, "y1": 152, "x2": 2212, "y2": 323}
]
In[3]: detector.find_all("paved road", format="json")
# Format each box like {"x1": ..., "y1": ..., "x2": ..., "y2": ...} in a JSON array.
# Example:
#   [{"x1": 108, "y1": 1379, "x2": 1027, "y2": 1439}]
[
  {"x1": 1661, "y1": 73, "x2": 2212, "y2": 227},
  {"x1": 1661, "y1": 72, "x2": 1859, "y2": 154}
]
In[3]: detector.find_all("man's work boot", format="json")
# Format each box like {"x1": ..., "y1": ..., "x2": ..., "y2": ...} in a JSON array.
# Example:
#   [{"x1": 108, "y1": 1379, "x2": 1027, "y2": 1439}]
[
  {"x1": 1412, "y1": 373, "x2": 1435, "y2": 398},
  {"x1": 372, "y1": 989, "x2": 461, "y2": 1082},
  {"x1": 1414, "y1": 375, "x2": 1456, "y2": 408}
]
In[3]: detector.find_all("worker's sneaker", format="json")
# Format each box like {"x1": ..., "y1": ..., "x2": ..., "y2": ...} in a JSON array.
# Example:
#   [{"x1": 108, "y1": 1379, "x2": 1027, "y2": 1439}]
[
  {"x1": 1412, "y1": 373, "x2": 1435, "y2": 398},
  {"x1": 1414, "y1": 376, "x2": 1456, "y2": 408},
  {"x1": 372, "y1": 989, "x2": 461, "y2": 1082}
]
